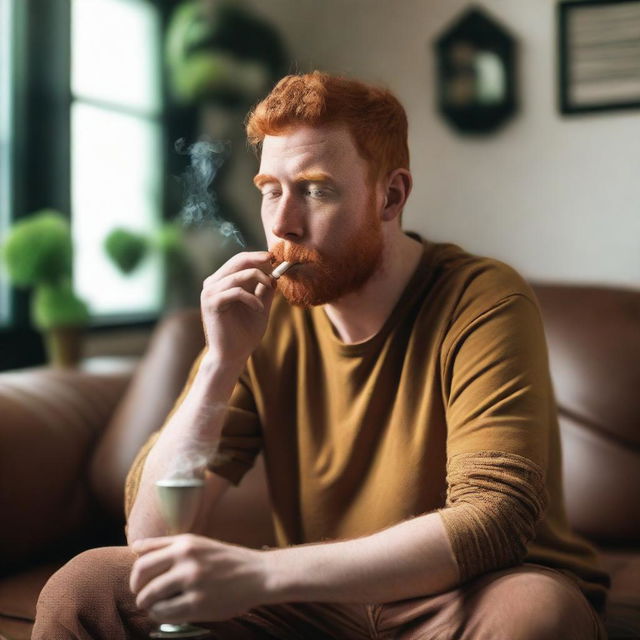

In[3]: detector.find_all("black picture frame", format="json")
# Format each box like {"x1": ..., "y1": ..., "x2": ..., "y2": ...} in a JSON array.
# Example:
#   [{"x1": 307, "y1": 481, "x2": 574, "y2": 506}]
[
  {"x1": 434, "y1": 7, "x2": 518, "y2": 134},
  {"x1": 558, "y1": 0, "x2": 640, "y2": 114}
]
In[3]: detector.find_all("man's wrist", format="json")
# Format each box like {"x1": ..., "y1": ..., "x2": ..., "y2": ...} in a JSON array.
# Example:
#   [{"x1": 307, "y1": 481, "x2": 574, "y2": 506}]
[
  {"x1": 192, "y1": 352, "x2": 246, "y2": 402},
  {"x1": 198, "y1": 351, "x2": 246, "y2": 380},
  {"x1": 261, "y1": 546, "x2": 301, "y2": 605}
]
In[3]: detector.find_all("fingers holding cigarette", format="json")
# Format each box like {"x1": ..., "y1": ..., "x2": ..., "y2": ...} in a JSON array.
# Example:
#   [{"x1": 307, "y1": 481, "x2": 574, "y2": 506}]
[
  {"x1": 217, "y1": 268, "x2": 274, "y2": 295},
  {"x1": 202, "y1": 253, "x2": 293, "y2": 287},
  {"x1": 202, "y1": 267, "x2": 274, "y2": 314},
  {"x1": 210, "y1": 287, "x2": 267, "y2": 313},
  {"x1": 198, "y1": 253, "x2": 282, "y2": 361},
  {"x1": 200, "y1": 253, "x2": 295, "y2": 318}
]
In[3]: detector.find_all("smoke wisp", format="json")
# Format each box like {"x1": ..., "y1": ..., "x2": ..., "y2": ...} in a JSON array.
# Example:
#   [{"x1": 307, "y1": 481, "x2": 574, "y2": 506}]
[
  {"x1": 166, "y1": 448, "x2": 214, "y2": 481},
  {"x1": 175, "y1": 137, "x2": 246, "y2": 247}
]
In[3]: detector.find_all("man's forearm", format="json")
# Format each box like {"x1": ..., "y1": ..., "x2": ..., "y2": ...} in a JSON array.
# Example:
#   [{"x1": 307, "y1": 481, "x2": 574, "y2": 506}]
[
  {"x1": 263, "y1": 511, "x2": 459, "y2": 605},
  {"x1": 126, "y1": 355, "x2": 241, "y2": 544}
]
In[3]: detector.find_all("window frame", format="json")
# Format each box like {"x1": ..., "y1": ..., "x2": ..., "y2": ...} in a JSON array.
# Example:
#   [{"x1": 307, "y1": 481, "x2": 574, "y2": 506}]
[
  {"x1": 0, "y1": 0, "x2": 168, "y2": 371},
  {"x1": 0, "y1": 0, "x2": 14, "y2": 326}
]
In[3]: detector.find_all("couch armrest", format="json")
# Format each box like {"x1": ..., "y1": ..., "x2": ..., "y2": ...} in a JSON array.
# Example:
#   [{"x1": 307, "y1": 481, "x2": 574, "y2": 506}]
[{"x1": 0, "y1": 368, "x2": 130, "y2": 570}]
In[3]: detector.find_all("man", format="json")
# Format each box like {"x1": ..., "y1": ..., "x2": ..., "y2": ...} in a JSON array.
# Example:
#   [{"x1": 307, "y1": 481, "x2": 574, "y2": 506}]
[{"x1": 34, "y1": 72, "x2": 609, "y2": 639}]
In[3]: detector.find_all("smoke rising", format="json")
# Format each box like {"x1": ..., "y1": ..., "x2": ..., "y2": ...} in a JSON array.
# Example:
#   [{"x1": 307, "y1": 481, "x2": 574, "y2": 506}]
[
  {"x1": 175, "y1": 137, "x2": 246, "y2": 247},
  {"x1": 166, "y1": 448, "x2": 214, "y2": 481}
]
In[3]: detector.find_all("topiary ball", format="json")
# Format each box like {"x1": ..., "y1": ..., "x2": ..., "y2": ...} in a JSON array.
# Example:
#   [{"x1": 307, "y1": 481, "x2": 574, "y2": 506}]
[
  {"x1": 32, "y1": 280, "x2": 90, "y2": 330},
  {"x1": 104, "y1": 228, "x2": 149, "y2": 274},
  {"x1": 1, "y1": 210, "x2": 73, "y2": 287}
]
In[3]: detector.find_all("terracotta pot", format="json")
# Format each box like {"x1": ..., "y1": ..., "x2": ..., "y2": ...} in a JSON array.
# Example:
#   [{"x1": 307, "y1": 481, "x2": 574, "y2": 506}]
[{"x1": 45, "y1": 326, "x2": 85, "y2": 368}]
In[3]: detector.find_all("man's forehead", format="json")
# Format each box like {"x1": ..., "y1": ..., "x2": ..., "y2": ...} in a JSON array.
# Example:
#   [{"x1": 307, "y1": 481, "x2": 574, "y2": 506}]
[{"x1": 258, "y1": 125, "x2": 364, "y2": 181}]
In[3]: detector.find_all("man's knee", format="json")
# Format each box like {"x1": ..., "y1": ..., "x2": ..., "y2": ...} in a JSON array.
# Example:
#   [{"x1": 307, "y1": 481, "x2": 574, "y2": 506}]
[
  {"x1": 34, "y1": 546, "x2": 137, "y2": 639},
  {"x1": 468, "y1": 566, "x2": 600, "y2": 640},
  {"x1": 38, "y1": 546, "x2": 135, "y2": 607}
]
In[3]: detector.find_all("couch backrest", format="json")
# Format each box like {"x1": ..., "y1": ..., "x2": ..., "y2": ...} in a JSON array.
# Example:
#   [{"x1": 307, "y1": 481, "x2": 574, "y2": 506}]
[{"x1": 532, "y1": 284, "x2": 640, "y2": 546}]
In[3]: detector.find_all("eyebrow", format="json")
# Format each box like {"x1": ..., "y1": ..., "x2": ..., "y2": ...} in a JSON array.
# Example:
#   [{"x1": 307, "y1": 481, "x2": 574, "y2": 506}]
[
  {"x1": 253, "y1": 174, "x2": 277, "y2": 188},
  {"x1": 253, "y1": 171, "x2": 335, "y2": 188},
  {"x1": 296, "y1": 171, "x2": 334, "y2": 184}
]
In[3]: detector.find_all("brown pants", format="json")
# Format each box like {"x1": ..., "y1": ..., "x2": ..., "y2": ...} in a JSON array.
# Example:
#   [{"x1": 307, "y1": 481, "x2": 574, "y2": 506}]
[{"x1": 33, "y1": 546, "x2": 607, "y2": 640}]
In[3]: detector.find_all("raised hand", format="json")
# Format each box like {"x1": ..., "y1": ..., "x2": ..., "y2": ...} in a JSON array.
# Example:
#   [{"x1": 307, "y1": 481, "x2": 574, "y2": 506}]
[{"x1": 200, "y1": 251, "x2": 276, "y2": 369}]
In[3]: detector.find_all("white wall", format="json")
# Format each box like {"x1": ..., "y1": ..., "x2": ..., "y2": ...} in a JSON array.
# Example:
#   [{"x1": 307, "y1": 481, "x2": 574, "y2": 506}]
[{"x1": 245, "y1": 0, "x2": 640, "y2": 288}]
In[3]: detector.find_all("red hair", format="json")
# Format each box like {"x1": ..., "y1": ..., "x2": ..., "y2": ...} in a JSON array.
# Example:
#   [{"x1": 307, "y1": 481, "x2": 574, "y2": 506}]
[{"x1": 246, "y1": 71, "x2": 409, "y2": 184}]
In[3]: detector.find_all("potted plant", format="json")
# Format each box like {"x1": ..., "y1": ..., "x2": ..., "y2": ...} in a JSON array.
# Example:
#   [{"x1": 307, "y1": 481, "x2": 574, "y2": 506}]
[{"x1": 0, "y1": 209, "x2": 90, "y2": 367}]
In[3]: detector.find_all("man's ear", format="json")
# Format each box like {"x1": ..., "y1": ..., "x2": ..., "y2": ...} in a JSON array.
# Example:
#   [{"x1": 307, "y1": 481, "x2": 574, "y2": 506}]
[{"x1": 382, "y1": 169, "x2": 413, "y2": 222}]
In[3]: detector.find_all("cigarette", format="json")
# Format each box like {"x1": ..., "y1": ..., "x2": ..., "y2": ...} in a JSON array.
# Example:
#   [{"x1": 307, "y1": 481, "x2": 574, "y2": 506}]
[{"x1": 271, "y1": 261, "x2": 293, "y2": 279}]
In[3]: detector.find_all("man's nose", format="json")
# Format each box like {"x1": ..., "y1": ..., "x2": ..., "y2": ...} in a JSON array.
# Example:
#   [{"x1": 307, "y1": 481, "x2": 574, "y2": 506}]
[{"x1": 271, "y1": 194, "x2": 305, "y2": 240}]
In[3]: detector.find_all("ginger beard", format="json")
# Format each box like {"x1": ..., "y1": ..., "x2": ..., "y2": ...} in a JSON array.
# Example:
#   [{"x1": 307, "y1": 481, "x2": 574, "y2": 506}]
[{"x1": 270, "y1": 194, "x2": 384, "y2": 308}]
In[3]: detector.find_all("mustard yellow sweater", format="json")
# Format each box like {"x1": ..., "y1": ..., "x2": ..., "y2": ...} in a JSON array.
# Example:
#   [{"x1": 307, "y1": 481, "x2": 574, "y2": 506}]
[{"x1": 126, "y1": 238, "x2": 610, "y2": 611}]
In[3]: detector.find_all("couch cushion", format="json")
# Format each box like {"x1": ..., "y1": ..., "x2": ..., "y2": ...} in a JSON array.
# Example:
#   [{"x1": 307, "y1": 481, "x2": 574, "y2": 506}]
[
  {"x1": 0, "y1": 561, "x2": 62, "y2": 621},
  {"x1": 0, "y1": 617, "x2": 32, "y2": 640},
  {"x1": 600, "y1": 550, "x2": 640, "y2": 639},
  {"x1": 559, "y1": 414, "x2": 640, "y2": 544},
  {"x1": 532, "y1": 284, "x2": 640, "y2": 544}
]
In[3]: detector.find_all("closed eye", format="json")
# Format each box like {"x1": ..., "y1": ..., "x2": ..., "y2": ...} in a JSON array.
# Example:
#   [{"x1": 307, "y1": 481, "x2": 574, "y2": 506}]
[{"x1": 302, "y1": 183, "x2": 334, "y2": 199}]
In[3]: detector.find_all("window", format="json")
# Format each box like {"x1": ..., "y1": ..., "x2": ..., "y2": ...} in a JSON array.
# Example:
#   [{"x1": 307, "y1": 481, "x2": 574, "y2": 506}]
[
  {"x1": 71, "y1": 0, "x2": 163, "y2": 319},
  {"x1": 0, "y1": 0, "x2": 13, "y2": 325}
]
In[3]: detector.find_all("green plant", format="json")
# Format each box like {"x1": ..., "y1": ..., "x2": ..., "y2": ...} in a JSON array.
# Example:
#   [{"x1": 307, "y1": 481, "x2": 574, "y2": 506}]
[
  {"x1": 104, "y1": 228, "x2": 149, "y2": 274},
  {"x1": 104, "y1": 222, "x2": 188, "y2": 275},
  {"x1": 0, "y1": 209, "x2": 90, "y2": 331},
  {"x1": 2, "y1": 210, "x2": 72, "y2": 287},
  {"x1": 33, "y1": 280, "x2": 90, "y2": 330}
]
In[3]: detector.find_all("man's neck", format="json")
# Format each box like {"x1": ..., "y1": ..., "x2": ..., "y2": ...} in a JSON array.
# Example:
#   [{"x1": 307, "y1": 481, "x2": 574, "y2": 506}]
[{"x1": 322, "y1": 232, "x2": 423, "y2": 344}]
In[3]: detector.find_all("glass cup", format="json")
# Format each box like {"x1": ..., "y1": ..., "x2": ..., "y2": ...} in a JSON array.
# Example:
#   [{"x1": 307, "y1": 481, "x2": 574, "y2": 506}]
[{"x1": 149, "y1": 478, "x2": 210, "y2": 639}]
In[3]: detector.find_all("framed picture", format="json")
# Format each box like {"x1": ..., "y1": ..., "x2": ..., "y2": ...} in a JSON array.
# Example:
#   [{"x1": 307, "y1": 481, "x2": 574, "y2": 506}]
[{"x1": 558, "y1": 0, "x2": 640, "y2": 114}]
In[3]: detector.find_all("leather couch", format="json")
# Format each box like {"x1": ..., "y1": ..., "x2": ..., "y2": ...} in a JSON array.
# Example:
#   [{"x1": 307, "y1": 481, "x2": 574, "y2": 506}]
[{"x1": 0, "y1": 284, "x2": 638, "y2": 639}]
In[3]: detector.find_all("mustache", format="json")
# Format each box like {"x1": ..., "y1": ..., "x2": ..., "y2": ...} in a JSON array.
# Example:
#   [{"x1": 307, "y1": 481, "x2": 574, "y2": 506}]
[{"x1": 270, "y1": 242, "x2": 323, "y2": 266}]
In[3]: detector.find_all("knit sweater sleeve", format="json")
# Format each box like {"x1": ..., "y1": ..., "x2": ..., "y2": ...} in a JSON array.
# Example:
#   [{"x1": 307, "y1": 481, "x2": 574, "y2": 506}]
[{"x1": 439, "y1": 292, "x2": 552, "y2": 581}]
